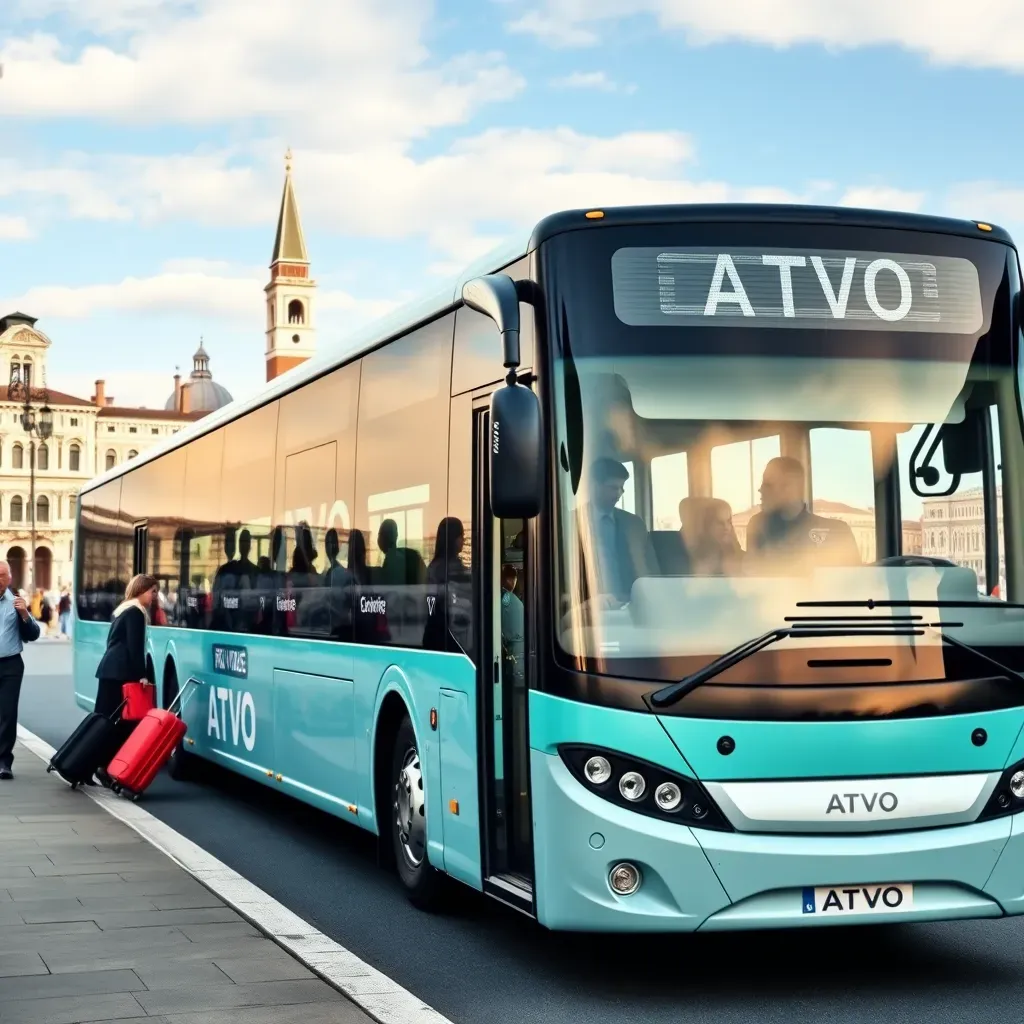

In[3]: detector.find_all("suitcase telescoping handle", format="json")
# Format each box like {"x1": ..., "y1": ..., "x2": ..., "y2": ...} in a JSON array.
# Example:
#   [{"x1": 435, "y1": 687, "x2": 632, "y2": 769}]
[{"x1": 168, "y1": 677, "x2": 201, "y2": 717}]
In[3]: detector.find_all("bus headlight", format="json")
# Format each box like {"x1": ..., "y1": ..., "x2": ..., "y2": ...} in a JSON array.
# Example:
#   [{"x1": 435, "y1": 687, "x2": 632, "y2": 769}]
[
  {"x1": 557, "y1": 744, "x2": 731, "y2": 831},
  {"x1": 655, "y1": 781, "x2": 683, "y2": 812},
  {"x1": 584, "y1": 755, "x2": 612, "y2": 785},
  {"x1": 978, "y1": 757, "x2": 1024, "y2": 821},
  {"x1": 619, "y1": 771, "x2": 646, "y2": 801}
]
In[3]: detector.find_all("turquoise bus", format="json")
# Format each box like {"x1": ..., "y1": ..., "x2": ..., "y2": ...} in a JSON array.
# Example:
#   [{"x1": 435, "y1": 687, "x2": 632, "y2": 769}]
[{"x1": 74, "y1": 204, "x2": 1024, "y2": 931}]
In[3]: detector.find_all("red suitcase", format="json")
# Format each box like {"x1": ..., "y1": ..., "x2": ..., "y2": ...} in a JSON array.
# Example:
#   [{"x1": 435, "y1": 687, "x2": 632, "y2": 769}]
[{"x1": 107, "y1": 679, "x2": 196, "y2": 800}]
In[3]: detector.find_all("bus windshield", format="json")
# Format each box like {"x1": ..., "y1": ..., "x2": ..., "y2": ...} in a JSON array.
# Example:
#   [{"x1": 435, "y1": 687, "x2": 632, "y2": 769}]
[{"x1": 547, "y1": 222, "x2": 1024, "y2": 713}]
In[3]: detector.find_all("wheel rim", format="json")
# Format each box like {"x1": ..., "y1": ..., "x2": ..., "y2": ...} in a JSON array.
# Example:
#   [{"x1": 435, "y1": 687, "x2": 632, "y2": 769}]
[{"x1": 393, "y1": 745, "x2": 426, "y2": 870}]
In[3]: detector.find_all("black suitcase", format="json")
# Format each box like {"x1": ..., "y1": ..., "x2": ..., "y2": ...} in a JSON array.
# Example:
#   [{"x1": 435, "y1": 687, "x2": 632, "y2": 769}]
[{"x1": 47, "y1": 711, "x2": 119, "y2": 788}]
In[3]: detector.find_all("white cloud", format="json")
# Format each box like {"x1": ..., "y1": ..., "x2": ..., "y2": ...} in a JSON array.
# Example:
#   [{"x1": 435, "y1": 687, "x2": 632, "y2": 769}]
[
  {"x1": 945, "y1": 182, "x2": 1024, "y2": 230},
  {"x1": 508, "y1": 0, "x2": 1024, "y2": 71},
  {"x1": 0, "y1": 216, "x2": 33, "y2": 240},
  {"x1": 0, "y1": 127, "x2": 796, "y2": 266},
  {"x1": 0, "y1": 159, "x2": 133, "y2": 221},
  {"x1": 12, "y1": 0, "x2": 187, "y2": 32},
  {"x1": 838, "y1": 186, "x2": 926, "y2": 212},
  {"x1": 11, "y1": 128, "x2": 949, "y2": 271},
  {"x1": 0, "y1": 268, "x2": 395, "y2": 324},
  {"x1": 551, "y1": 70, "x2": 637, "y2": 92},
  {"x1": 1, "y1": 1, "x2": 524, "y2": 145}
]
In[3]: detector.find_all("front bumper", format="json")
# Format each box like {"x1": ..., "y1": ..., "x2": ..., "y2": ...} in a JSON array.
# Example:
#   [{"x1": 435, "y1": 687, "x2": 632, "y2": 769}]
[{"x1": 531, "y1": 750, "x2": 1024, "y2": 932}]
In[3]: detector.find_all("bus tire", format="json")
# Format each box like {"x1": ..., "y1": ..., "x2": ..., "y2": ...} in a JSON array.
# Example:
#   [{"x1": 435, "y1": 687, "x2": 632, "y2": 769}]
[
  {"x1": 163, "y1": 665, "x2": 195, "y2": 782},
  {"x1": 390, "y1": 714, "x2": 442, "y2": 910}
]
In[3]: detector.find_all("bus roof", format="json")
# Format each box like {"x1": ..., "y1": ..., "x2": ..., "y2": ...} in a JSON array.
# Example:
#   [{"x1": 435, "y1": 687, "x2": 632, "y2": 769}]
[{"x1": 81, "y1": 202, "x2": 1014, "y2": 496}]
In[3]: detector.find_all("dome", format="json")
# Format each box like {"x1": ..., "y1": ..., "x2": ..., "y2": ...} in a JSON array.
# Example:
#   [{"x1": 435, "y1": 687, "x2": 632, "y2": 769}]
[
  {"x1": 168, "y1": 378, "x2": 234, "y2": 412},
  {"x1": 165, "y1": 339, "x2": 233, "y2": 413}
]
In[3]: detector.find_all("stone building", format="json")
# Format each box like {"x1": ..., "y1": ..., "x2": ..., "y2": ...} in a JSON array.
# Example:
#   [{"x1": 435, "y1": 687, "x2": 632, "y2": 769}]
[
  {"x1": 921, "y1": 486, "x2": 1005, "y2": 593},
  {"x1": 0, "y1": 326, "x2": 232, "y2": 592}
]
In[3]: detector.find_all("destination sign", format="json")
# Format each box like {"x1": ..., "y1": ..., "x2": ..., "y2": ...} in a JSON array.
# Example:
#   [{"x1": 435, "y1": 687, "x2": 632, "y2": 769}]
[{"x1": 611, "y1": 247, "x2": 984, "y2": 334}]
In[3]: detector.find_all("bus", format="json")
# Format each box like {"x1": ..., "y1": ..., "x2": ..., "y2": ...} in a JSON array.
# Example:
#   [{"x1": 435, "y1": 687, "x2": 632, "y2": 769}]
[{"x1": 74, "y1": 203, "x2": 1024, "y2": 932}]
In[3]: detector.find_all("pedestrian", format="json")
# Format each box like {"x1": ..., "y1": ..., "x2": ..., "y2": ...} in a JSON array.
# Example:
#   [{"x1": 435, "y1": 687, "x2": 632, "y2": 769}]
[
  {"x1": 58, "y1": 591, "x2": 71, "y2": 637},
  {"x1": 92, "y1": 574, "x2": 158, "y2": 788},
  {"x1": 0, "y1": 560, "x2": 42, "y2": 780}
]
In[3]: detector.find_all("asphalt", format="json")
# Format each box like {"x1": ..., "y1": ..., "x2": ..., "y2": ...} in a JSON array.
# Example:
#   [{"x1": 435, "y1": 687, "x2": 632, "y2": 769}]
[{"x1": 16, "y1": 642, "x2": 1024, "y2": 1024}]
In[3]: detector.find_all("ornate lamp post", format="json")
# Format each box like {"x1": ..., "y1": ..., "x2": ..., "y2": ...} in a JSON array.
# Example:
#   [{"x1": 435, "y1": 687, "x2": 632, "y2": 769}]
[{"x1": 8, "y1": 365, "x2": 52, "y2": 591}]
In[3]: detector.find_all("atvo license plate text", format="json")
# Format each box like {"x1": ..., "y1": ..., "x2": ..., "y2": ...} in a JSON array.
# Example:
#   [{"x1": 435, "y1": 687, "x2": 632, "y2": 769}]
[{"x1": 803, "y1": 883, "x2": 914, "y2": 915}]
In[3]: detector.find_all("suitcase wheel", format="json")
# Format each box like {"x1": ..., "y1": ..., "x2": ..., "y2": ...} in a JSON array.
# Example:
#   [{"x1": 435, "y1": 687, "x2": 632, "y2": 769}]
[
  {"x1": 46, "y1": 765, "x2": 53, "y2": 774},
  {"x1": 131, "y1": 794, "x2": 140, "y2": 803}
]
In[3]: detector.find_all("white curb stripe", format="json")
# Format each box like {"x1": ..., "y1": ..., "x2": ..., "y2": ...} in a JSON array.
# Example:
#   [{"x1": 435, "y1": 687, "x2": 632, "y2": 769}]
[{"x1": 16, "y1": 724, "x2": 455, "y2": 1024}]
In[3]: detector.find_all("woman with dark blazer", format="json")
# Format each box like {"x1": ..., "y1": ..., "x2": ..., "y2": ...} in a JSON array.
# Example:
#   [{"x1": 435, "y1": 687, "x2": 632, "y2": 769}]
[{"x1": 94, "y1": 573, "x2": 158, "y2": 787}]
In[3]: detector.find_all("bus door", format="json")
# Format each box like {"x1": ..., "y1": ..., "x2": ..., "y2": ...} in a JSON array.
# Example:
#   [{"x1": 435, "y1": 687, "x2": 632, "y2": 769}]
[{"x1": 474, "y1": 404, "x2": 535, "y2": 914}]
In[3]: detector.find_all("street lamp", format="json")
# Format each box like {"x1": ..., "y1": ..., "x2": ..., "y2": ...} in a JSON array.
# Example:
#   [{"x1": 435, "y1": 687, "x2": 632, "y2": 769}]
[{"x1": 8, "y1": 365, "x2": 52, "y2": 591}]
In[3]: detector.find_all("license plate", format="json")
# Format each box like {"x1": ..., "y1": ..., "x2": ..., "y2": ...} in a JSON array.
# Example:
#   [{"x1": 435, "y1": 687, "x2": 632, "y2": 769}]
[{"x1": 802, "y1": 883, "x2": 914, "y2": 915}]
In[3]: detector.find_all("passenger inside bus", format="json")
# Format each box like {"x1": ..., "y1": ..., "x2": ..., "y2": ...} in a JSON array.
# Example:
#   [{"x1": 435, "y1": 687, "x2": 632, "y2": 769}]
[
  {"x1": 677, "y1": 496, "x2": 743, "y2": 576},
  {"x1": 578, "y1": 457, "x2": 659, "y2": 604},
  {"x1": 746, "y1": 456, "x2": 861, "y2": 570}
]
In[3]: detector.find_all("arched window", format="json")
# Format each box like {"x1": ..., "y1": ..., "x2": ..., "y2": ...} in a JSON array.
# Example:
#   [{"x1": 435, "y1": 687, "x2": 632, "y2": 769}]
[
  {"x1": 36, "y1": 496, "x2": 49, "y2": 524},
  {"x1": 287, "y1": 299, "x2": 305, "y2": 324},
  {"x1": 22, "y1": 358, "x2": 32, "y2": 389},
  {"x1": 69, "y1": 444, "x2": 81, "y2": 472},
  {"x1": 37, "y1": 443, "x2": 48, "y2": 471},
  {"x1": 128, "y1": 449, "x2": 138, "y2": 460},
  {"x1": 12, "y1": 444, "x2": 23, "y2": 470},
  {"x1": 105, "y1": 450, "x2": 116, "y2": 471},
  {"x1": 10, "y1": 497, "x2": 23, "y2": 523},
  {"x1": 9, "y1": 360, "x2": 19, "y2": 385}
]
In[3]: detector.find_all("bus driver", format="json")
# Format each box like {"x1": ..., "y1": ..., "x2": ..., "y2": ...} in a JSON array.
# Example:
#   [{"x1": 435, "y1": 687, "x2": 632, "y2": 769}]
[{"x1": 746, "y1": 456, "x2": 861, "y2": 569}]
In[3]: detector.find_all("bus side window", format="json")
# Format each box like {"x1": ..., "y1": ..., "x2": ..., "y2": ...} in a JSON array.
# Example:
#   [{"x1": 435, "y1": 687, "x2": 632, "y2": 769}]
[
  {"x1": 353, "y1": 314, "x2": 454, "y2": 649},
  {"x1": 221, "y1": 401, "x2": 279, "y2": 635}
]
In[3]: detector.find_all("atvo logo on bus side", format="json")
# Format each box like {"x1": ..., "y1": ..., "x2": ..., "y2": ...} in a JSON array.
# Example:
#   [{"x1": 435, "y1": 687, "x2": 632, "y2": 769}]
[{"x1": 207, "y1": 686, "x2": 257, "y2": 752}]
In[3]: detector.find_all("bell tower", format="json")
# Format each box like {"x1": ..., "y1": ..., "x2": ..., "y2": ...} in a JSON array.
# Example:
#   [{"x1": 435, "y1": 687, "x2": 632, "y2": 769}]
[{"x1": 265, "y1": 149, "x2": 317, "y2": 381}]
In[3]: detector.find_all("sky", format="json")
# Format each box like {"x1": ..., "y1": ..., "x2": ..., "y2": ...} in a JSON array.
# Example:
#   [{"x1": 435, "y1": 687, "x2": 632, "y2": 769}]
[{"x1": 0, "y1": 0, "x2": 1022, "y2": 426}]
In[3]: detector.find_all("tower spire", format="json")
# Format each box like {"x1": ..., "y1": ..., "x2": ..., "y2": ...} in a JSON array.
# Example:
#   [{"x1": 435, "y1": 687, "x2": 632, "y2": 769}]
[
  {"x1": 265, "y1": 149, "x2": 317, "y2": 382},
  {"x1": 271, "y1": 147, "x2": 308, "y2": 265}
]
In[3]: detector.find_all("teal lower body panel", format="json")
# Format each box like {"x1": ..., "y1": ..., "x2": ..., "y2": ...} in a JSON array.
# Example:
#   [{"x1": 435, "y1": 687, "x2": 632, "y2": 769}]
[
  {"x1": 531, "y1": 750, "x2": 731, "y2": 931},
  {"x1": 72, "y1": 621, "x2": 484, "y2": 890},
  {"x1": 531, "y1": 749, "x2": 1024, "y2": 932}
]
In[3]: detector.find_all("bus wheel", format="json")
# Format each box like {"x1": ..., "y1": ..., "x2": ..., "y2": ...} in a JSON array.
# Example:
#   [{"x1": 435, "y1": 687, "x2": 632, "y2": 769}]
[{"x1": 391, "y1": 715, "x2": 442, "y2": 910}]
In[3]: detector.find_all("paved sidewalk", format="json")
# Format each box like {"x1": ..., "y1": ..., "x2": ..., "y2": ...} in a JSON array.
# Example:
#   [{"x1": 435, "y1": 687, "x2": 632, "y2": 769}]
[{"x1": 0, "y1": 740, "x2": 372, "y2": 1024}]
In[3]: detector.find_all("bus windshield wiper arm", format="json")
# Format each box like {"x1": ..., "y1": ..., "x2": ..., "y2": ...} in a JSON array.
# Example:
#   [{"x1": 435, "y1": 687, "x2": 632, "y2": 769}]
[
  {"x1": 797, "y1": 598, "x2": 1024, "y2": 610},
  {"x1": 648, "y1": 625, "x2": 922, "y2": 709},
  {"x1": 934, "y1": 631, "x2": 1024, "y2": 686}
]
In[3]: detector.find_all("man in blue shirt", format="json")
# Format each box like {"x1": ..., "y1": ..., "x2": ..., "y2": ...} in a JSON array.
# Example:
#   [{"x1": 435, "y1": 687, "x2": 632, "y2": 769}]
[{"x1": 0, "y1": 560, "x2": 41, "y2": 780}]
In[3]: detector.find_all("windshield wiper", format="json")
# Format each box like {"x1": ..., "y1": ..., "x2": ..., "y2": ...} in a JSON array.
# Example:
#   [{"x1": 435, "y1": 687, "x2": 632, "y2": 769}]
[
  {"x1": 648, "y1": 624, "x2": 922, "y2": 709},
  {"x1": 648, "y1": 610, "x2": 1024, "y2": 710},
  {"x1": 935, "y1": 631, "x2": 1024, "y2": 686},
  {"x1": 797, "y1": 598, "x2": 1024, "y2": 610}
]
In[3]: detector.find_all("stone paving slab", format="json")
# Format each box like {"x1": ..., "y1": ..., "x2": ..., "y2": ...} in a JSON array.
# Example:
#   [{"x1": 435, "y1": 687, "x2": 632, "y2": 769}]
[{"x1": 0, "y1": 741, "x2": 373, "y2": 1024}]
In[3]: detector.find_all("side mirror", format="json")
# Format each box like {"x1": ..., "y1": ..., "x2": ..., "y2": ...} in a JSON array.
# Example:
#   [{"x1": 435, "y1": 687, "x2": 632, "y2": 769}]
[
  {"x1": 942, "y1": 407, "x2": 987, "y2": 476},
  {"x1": 462, "y1": 274, "x2": 544, "y2": 519},
  {"x1": 490, "y1": 384, "x2": 543, "y2": 519}
]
